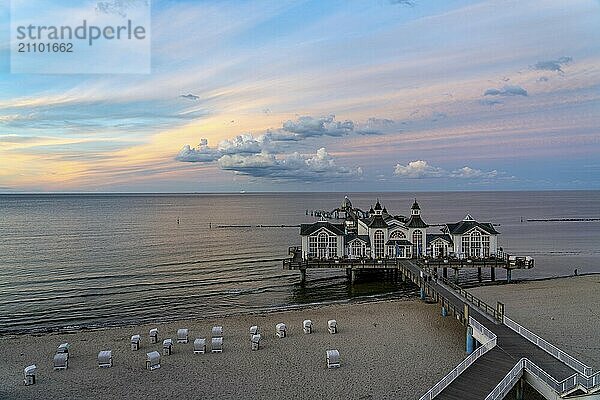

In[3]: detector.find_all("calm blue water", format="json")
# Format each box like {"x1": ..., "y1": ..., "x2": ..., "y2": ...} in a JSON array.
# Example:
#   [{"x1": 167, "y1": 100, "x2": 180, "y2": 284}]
[{"x1": 0, "y1": 191, "x2": 599, "y2": 334}]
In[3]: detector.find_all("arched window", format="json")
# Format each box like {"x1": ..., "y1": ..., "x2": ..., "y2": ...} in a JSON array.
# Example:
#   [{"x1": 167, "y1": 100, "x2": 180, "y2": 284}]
[
  {"x1": 389, "y1": 230, "x2": 406, "y2": 239},
  {"x1": 412, "y1": 230, "x2": 423, "y2": 256},
  {"x1": 318, "y1": 232, "x2": 328, "y2": 258},
  {"x1": 374, "y1": 230, "x2": 385, "y2": 259},
  {"x1": 470, "y1": 230, "x2": 481, "y2": 257}
]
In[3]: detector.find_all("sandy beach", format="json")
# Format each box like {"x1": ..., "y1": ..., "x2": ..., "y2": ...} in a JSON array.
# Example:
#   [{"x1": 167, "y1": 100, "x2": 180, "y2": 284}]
[
  {"x1": 471, "y1": 275, "x2": 600, "y2": 367},
  {"x1": 0, "y1": 299, "x2": 465, "y2": 400}
]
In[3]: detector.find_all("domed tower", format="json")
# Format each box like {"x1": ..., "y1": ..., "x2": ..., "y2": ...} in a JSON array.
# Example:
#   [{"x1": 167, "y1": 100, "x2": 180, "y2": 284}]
[
  {"x1": 341, "y1": 196, "x2": 353, "y2": 212},
  {"x1": 411, "y1": 199, "x2": 421, "y2": 216},
  {"x1": 406, "y1": 199, "x2": 428, "y2": 257},
  {"x1": 373, "y1": 199, "x2": 383, "y2": 216}
]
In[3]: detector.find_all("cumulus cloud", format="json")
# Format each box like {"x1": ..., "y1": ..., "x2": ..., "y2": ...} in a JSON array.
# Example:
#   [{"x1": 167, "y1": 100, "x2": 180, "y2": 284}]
[
  {"x1": 175, "y1": 139, "x2": 221, "y2": 162},
  {"x1": 394, "y1": 160, "x2": 501, "y2": 180},
  {"x1": 484, "y1": 85, "x2": 528, "y2": 97},
  {"x1": 394, "y1": 160, "x2": 445, "y2": 178},
  {"x1": 219, "y1": 148, "x2": 363, "y2": 181},
  {"x1": 533, "y1": 56, "x2": 572, "y2": 73},
  {"x1": 280, "y1": 115, "x2": 354, "y2": 139},
  {"x1": 179, "y1": 93, "x2": 200, "y2": 101},
  {"x1": 217, "y1": 134, "x2": 266, "y2": 155}
]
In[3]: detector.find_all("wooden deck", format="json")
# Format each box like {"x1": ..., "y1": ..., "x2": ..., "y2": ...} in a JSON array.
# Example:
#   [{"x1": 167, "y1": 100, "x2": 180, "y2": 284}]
[{"x1": 399, "y1": 260, "x2": 586, "y2": 399}]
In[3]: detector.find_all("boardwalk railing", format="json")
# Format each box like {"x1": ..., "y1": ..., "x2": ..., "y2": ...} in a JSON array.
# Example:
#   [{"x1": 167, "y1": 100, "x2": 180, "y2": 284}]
[
  {"x1": 418, "y1": 317, "x2": 497, "y2": 400},
  {"x1": 441, "y1": 277, "x2": 502, "y2": 320},
  {"x1": 484, "y1": 358, "x2": 525, "y2": 400},
  {"x1": 503, "y1": 316, "x2": 592, "y2": 376}
]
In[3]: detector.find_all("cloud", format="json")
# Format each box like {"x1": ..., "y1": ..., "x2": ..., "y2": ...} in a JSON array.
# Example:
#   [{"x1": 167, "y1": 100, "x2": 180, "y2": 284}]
[
  {"x1": 394, "y1": 160, "x2": 445, "y2": 178},
  {"x1": 218, "y1": 148, "x2": 363, "y2": 181},
  {"x1": 451, "y1": 166, "x2": 498, "y2": 179},
  {"x1": 537, "y1": 76, "x2": 549, "y2": 83},
  {"x1": 218, "y1": 134, "x2": 266, "y2": 155},
  {"x1": 280, "y1": 115, "x2": 354, "y2": 139},
  {"x1": 484, "y1": 85, "x2": 528, "y2": 97},
  {"x1": 533, "y1": 56, "x2": 572, "y2": 73},
  {"x1": 355, "y1": 117, "x2": 395, "y2": 135},
  {"x1": 479, "y1": 99, "x2": 503, "y2": 106},
  {"x1": 96, "y1": 0, "x2": 148, "y2": 17},
  {"x1": 394, "y1": 160, "x2": 501, "y2": 180},
  {"x1": 175, "y1": 139, "x2": 221, "y2": 162},
  {"x1": 180, "y1": 94, "x2": 200, "y2": 101},
  {"x1": 389, "y1": 0, "x2": 416, "y2": 6}
]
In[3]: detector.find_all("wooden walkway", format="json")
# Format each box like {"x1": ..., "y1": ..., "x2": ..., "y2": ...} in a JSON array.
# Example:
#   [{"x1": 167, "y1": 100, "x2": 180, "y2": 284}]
[{"x1": 400, "y1": 260, "x2": 585, "y2": 399}]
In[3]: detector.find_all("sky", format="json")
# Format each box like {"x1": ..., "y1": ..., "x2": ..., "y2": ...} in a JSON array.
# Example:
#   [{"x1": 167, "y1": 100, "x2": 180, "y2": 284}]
[{"x1": 1, "y1": 0, "x2": 599, "y2": 192}]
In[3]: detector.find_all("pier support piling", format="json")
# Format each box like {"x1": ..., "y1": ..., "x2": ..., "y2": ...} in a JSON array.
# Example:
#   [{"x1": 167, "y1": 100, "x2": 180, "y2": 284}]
[
  {"x1": 491, "y1": 267, "x2": 496, "y2": 282},
  {"x1": 477, "y1": 267, "x2": 482, "y2": 282},
  {"x1": 420, "y1": 287, "x2": 426, "y2": 300},
  {"x1": 507, "y1": 268, "x2": 512, "y2": 283},
  {"x1": 346, "y1": 268, "x2": 352, "y2": 280},
  {"x1": 351, "y1": 269, "x2": 358, "y2": 284},
  {"x1": 516, "y1": 378, "x2": 525, "y2": 400},
  {"x1": 300, "y1": 269, "x2": 306, "y2": 284},
  {"x1": 454, "y1": 268, "x2": 459, "y2": 284},
  {"x1": 441, "y1": 306, "x2": 448, "y2": 317},
  {"x1": 466, "y1": 326, "x2": 474, "y2": 355},
  {"x1": 443, "y1": 267, "x2": 447, "y2": 279}
]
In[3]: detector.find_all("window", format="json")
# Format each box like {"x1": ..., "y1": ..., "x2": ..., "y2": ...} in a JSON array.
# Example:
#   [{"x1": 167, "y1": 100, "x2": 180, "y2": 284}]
[
  {"x1": 389, "y1": 230, "x2": 406, "y2": 239},
  {"x1": 374, "y1": 230, "x2": 385, "y2": 258},
  {"x1": 351, "y1": 241, "x2": 363, "y2": 257},
  {"x1": 434, "y1": 241, "x2": 447, "y2": 258},
  {"x1": 318, "y1": 232, "x2": 328, "y2": 258},
  {"x1": 470, "y1": 230, "x2": 481, "y2": 257},
  {"x1": 412, "y1": 230, "x2": 423, "y2": 256},
  {"x1": 461, "y1": 236, "x2": 470, "y2": 258},
  {"x1": 482, "y1": 235, "x2": 490, "y2": 257},
  {"x1": 329, "y1": 236, "x2": 337, "y2": 258},
  {"x1": 309, "y1": 236, "x2": 316, "y2": 257}
]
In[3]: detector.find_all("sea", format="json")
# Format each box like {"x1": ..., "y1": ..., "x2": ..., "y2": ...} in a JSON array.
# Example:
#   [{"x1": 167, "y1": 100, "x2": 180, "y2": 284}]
[{"x1": 1, "y1": 191, "x2": 599, "y2": 334}]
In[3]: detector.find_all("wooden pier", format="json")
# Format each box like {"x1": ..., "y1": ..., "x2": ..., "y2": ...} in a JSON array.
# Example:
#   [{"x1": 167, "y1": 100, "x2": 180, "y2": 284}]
[{"x1": 282, "y1": 251, "x2": 600, "y2": 399}]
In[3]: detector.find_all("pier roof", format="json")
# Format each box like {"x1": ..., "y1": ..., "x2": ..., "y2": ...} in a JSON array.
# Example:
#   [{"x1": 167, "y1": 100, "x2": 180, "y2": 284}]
[
  {"x1": 405, "y1": 214, "x2": 428, "y2": 228},
  {"x1": 300, "y1": 221, "x2": 345, "y2": 236},
  {"x1": 345, "y1": 234, "x2": 370, "y2": 245},
  {"x1": 426, "y1": 233, "x2": 453, "y2": 245},
  {"x1": 363, "y1": 215, "x2": 388, "y2": 228},
  {"x1": 446, "y1": 220, "x2": 499, "y2": 235}
]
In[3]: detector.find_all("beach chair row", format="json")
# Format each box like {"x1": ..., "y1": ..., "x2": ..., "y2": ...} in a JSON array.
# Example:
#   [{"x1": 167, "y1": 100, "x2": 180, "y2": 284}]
[{"x1": 22, "y1": 320, "x2": 341, "y2": 384}]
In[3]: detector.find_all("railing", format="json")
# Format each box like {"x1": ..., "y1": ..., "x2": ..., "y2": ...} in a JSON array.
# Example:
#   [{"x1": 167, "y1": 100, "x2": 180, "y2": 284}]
[
  {"x1": 418, "y1": 317, "x2": 497, "y2": 400},
  {"x1": 484, "y1": 358, "x2": 525, "y2": 400},
  {"x1": 441, "y1": 277, "x2": 501, "y2": 320},
  {"x1": 503, "y1": 316, "x2": 592, "y2": 376}
]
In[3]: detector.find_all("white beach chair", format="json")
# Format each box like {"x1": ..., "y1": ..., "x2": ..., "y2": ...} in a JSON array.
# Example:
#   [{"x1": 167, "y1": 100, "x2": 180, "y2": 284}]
[
  {"x1": 53, "y1": 353, "x2": 68, "y2": 370},
  {"x1": 328, "y1": 320, "x2": 337, "y2": 334},
  {"x1": 326, "y1": 349, "x2": 340, "y2": 368},
  {"x1": 149, "y1": 328, "x2": 159, "y2": 344},
  {"x1": 146, "y1": 351, "x2": 161, "y2": 371},
  {"x1": 211, "y1": 326, "x2": 223, "y2": 337},
  {"x1": 163, "y1": 339, "x2": 173, "y2": 356},
  {"x1": 23, "y1": 365, "x2": 36, "y2": 386},
  {"x1": 56, "y1": 343, "x2": 70, "y2": 356},
  {"x1": 131, "y1": 334, "x2": 141, "y2": 350},
  {"x1": 177, "y1": 328, "x2": 189, "y2": 343},
  {"x1": 249, "y1": 325, "x2": 259, "y2": 336},
  {"x1": 194, "y1": 338, "x2": 206, "y2": 354},
  {"x1": 276, "y1": 323, "x2": 287, "y2": 338},
  {"x1": 98, "y1": 350, "x2": 113, "y2": 368},
  {"x1": 303, "y1": 319, "x2": 313, "y2": 334},
  {"x1": 251, "y1": 334, "x2": 261, "y2": 351},
  {"x1": 211, "y1": 337, "x2": 223, "y2": 353}
]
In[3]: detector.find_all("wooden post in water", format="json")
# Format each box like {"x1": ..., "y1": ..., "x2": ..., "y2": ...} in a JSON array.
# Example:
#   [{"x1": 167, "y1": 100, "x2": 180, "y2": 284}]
[
  {"x1": 507, "y1": 268, "x2": 512, "y2": 283},
  {"x1": 300, "y1": 269, "x2": 306, "y2": 284},
  {"x1": 490, "y1": 267, "x2": 496, "y2": 282},
  {"x1": 477, "y1": 267, "x2": 482, "y2": 282}
]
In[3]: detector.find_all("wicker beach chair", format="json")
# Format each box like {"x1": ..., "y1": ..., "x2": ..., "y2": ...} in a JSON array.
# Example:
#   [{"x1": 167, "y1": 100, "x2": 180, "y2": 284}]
[
  {"x1": 276, "y1": 323, "x2": 287, "y2": 338},
  {"x1": 211, "y1": 337, "x2": 223, "y2": 353},
  {"x1": 211, "y1": 326, "x2": 223, "y2": 337},
  {"x1": 56, "y1": 343, "x2": 70, "y2": 356},
  {"x1": 53, "y1": 353, "x2": 68, "y2": 370},
  {"x1": 251, "y1": 334, "x2": 261, "y2": 351},
  {"x1": 177, "y1": 329, "x2": 189, "y2": 343},
  {"x1": 194, "y1": 338, "x2": 206, "y2": 354},
  {"x1": 326, "y1": 349, "x2": 340, "y2": 368},
  {"x1": 23, "y1": 365, "x2": 36, "y2": 386},
  {"x1": 303, "y1": 319, "x2": 313, "y2": 334},
  {"x1": 98, "y1": 350, "x2": 113, "y2": 368},
  {"x1": 149, "y1": 328, "x2": 159, "y2": 344},
  {"x1": 328, "y1": 320, "x2": 337, "y2": 334},
  {"x1": 163, "y1": 339, "x2": 173, "y2": 356},
  {"x1": 146, "y1": 351, "x2": 161, "y2": 370},
  {"x1": 249, "y1": 325, "x2": 259, "y2": 336},
  {"x1": 131, "y1": 334, "x2": 141, "y2": 350}
]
